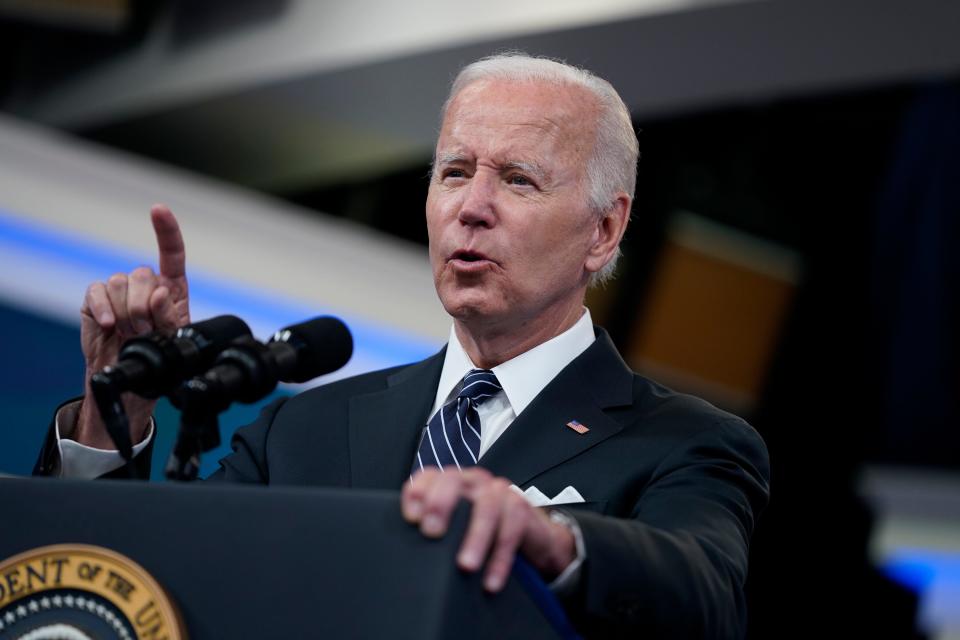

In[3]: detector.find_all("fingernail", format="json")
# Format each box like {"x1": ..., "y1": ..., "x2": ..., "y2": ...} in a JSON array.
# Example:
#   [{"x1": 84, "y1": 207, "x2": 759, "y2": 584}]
[
  {"x1": 458, "y1": 550, "x2": 479, "y2": 570},
  {"x1": 404, "y1": 499, "x2": 423, "y2": 521},
  {"x1": 100, "y1": 313, "x2": 113, "y2": 325},
  {"x1": 484, "y1": 574, "x2": 504, "y2": 592},
  {"x1": 422, "y1": 515, "x2": 443, "y2": 536}
]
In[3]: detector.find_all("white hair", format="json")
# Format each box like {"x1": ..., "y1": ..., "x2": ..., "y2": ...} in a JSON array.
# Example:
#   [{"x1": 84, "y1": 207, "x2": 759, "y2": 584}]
[{"x1": 440, "y1": 52, "x2": 639, "y2": 286}]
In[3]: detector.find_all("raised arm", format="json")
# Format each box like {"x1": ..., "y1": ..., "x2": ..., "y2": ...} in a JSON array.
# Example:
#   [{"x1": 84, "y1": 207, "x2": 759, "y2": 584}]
[{"x1": 73, "y1": 204, "x2": 191, "y2": 449}]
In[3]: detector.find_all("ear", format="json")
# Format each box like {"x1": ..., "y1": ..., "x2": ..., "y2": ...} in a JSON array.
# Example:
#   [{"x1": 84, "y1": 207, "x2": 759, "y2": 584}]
[{"x1": 584, "y1": 193, "x2": 631, "y2": 276}]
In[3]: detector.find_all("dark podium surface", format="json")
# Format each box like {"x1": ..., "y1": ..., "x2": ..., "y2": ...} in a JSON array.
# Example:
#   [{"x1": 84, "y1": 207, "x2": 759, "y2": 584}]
[{"x1": 0, "y1": 477, "x2": 566, "y2": 639}]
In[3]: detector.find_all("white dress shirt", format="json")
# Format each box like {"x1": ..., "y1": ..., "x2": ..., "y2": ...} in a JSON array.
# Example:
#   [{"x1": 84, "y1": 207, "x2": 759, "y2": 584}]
[
  {"x1": 430, "y1": 308, "x2": 596, "y2": 458},
  {"x1": 55, "y1": 400, "x2": 153, "y2": 478}
]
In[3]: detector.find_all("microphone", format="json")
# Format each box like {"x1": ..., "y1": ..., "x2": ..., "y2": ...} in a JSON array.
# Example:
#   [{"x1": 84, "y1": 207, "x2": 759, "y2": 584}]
[
  {"x1": 90, "y1": 315, "x2": 252, "y2": 461},
  {"x1": 182, "y1": 316, "x2": 353, "y2": 409},
  {"x1": 165, "y1": 316, "x2": 352, "y2": 480},
  {"x1": 92, "y1": 315, "x2": 253, "y2": 398}
]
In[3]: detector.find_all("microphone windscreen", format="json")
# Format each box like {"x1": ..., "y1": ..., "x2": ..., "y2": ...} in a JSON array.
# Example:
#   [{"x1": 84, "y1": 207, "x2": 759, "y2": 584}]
[
  {"x1": 180, "y1": 315, "x2": 252, "y2": 352},
  {"x1": 273, "y1": 316, "x2": 353, "y2": 382}
]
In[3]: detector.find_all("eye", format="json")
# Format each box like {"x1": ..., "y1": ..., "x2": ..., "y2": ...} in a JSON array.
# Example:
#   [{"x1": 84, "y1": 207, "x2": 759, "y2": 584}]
[
  {"x1": 507, "y1": 173, "x2": 533, "y2": 187},
  {"x1": 442, "y1": 168, "x2": 467, "y2": 180}
]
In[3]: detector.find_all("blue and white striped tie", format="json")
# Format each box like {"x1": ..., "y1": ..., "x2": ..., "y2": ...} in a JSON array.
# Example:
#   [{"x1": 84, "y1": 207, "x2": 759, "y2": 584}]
[{"x1": 412, "y1": 369, "x2": 502, "y2": 474}]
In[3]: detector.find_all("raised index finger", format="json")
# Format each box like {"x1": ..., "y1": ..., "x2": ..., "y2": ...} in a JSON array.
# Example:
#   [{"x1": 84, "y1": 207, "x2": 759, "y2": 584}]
[{"x1": 150, "y1": 204, "x2": 186, "y2": 279}]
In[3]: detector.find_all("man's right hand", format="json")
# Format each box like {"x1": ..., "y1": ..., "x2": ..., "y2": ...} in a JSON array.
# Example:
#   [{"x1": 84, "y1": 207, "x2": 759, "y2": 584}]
[{"x1": 74, "y1": 204, "x2": 191, "y2": 449}]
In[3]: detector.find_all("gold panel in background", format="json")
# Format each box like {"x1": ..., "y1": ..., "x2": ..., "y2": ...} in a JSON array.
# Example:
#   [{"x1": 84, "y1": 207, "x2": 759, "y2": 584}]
[{"x1": 629, "y1": 212, "x2": 800, "y2": 412}]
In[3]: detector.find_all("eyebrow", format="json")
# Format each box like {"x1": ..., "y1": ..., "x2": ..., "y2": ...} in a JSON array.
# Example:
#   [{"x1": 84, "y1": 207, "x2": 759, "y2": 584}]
[
  {"x1": 503, "y1": 160, "x2": 548, "y2": 183},
  {"x1": 435, "y1": 151, "x2": 468, "y2": 166},
  {"x1": 431, "y1": 151, "x2": 467, "y2": 179}
]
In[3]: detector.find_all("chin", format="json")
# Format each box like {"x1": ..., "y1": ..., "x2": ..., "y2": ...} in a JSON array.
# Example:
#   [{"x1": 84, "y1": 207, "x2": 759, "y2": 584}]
[
  {"x1": 442, "y1": 299, "x2": 499, "y2": 322},
  {"x1": 438, "y1": 288, "x2": 504, "y2": 323}
]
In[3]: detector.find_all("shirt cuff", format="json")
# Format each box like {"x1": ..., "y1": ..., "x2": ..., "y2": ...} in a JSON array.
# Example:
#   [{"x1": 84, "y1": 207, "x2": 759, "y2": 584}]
[
  {"x1": 546, "y1": 509, "x2": 586, "y2": 596},
  {"x1": 54, "y1": 401, "x2": 154, "y2": 479}
]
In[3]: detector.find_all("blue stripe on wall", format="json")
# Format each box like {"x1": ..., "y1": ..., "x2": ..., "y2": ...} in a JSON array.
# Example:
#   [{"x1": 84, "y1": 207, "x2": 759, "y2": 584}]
[
  {"x1": 0, "y1": 209, "x2": 440, "y2": 368},
  {"x1": 0, "y1": 209, "x2": 442, "y2": 479}
]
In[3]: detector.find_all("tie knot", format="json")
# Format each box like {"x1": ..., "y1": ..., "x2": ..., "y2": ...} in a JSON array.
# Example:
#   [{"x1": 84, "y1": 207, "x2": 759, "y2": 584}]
[{"x1": 458, "y1": 369, "x2": 502, "y2": 406}]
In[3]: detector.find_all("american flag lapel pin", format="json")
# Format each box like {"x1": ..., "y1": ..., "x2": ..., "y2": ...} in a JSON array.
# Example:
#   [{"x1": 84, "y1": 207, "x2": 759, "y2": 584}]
[{"x1": 566, "y1": 419, "x2": 590, "y2": 434}]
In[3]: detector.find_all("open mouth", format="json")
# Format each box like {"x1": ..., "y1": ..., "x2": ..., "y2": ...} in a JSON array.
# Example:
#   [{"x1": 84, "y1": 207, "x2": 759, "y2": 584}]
[{"x1": 450, "y1": 250, "x2": 492, "y2": 263}]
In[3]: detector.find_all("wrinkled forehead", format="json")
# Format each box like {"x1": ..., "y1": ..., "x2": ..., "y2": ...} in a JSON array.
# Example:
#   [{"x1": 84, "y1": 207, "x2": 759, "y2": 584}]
[{"x1": 437, "y1": 79, "x2": 599, "y2": 164}]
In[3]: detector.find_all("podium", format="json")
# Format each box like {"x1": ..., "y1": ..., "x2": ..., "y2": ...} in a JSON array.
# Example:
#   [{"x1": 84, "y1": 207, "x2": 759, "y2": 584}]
[{"x1": 0, "y1": 478, "x2": 572, "y2": 639}]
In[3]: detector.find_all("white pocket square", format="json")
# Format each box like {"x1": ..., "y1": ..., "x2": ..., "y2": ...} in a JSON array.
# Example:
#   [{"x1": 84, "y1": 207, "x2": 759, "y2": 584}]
[{"x1": 510, "y1": 484, "x2": 585, "y2": 507}]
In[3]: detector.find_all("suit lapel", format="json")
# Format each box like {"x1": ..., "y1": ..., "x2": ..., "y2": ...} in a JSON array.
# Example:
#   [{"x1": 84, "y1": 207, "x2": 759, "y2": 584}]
[
  {"x1": 479, "y1": 330, "x2": 634, "y2": 487},
  {"x1": 348, "y1": 349, "x2": 445, "y2": 489}
]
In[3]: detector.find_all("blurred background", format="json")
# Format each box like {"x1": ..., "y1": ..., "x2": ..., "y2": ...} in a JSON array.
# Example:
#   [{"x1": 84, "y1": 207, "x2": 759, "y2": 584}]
[{"x1": 0, "y1": 0, "x2": 957, "y2": 637}]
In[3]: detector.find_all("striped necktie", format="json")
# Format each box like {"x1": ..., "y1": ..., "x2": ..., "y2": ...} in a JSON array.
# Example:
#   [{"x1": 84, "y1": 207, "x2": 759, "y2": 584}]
[{"x1": 411, "y1": 369, "x2": 502, "y2": 474}]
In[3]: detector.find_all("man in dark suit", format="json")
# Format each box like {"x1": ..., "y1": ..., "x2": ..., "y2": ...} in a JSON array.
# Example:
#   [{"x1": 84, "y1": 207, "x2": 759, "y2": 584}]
[{"x1": 41, "y1": 53, "x2": 769, "y2": 638}]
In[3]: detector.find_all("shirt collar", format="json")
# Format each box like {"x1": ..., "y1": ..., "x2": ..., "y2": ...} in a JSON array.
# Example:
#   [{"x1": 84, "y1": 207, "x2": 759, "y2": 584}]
[{"x1": 431, "y1": 309, "x2": 596, "y2": 419}]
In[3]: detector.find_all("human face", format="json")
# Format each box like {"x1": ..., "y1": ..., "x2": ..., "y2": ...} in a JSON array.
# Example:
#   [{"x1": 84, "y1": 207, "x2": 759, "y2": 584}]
[{"x1": 426, "y1": 79, "x2": 602, "y2": 335}]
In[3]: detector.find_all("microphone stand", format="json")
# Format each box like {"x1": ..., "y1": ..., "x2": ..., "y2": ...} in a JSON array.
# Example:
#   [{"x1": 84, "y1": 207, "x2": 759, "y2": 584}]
[
  {"x1": 165, "y1": 378, "x2": 223, "y2": 481},
  {"x1": 161, "y1": 320, "x2": 353, "y2": 481},
  {"x1": 165, "y1": 336, "x2": 276, "y2": 480},
  {"x1": 89, "y1": 371, "x2": 136, "y2": 479}
]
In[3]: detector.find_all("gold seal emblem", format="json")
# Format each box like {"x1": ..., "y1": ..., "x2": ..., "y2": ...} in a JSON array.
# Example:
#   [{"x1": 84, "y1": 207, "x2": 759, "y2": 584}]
[{"x1": 0, "y1": 544, "x2": 185, "y2": 640}]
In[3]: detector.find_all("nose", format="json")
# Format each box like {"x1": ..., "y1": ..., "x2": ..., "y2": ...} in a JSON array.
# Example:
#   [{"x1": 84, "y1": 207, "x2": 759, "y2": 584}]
[{"x1": 457, "y1": 171, "x2": 497, "y2": 228}]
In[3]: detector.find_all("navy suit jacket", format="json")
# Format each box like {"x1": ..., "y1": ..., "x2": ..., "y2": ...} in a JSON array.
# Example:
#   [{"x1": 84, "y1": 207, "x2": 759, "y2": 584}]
[{"x1": 38, "y1": 328, "x2": 769, "y2": 638}]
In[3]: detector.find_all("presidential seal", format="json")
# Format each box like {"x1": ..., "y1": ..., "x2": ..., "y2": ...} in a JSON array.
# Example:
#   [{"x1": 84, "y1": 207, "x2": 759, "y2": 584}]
[{"x1": 0, "y1": 544, "x2": 185, "y2": 640}]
